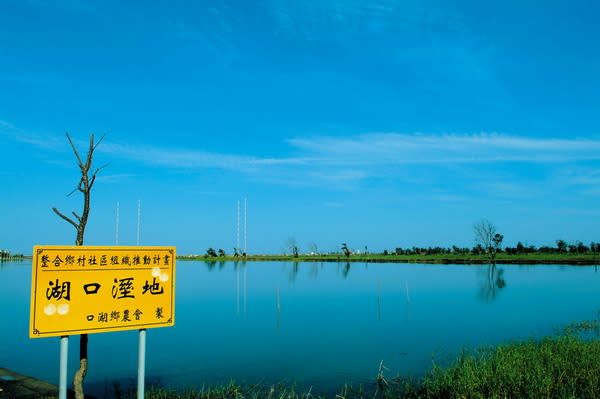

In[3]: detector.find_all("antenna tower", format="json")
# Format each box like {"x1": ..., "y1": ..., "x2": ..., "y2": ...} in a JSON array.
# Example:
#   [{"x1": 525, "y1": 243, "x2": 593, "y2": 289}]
[
  {"x1": 236, "y1": 200, "x2": 240, "y2": 252},
  {"x1": 136, "y1": 199, "x2": 141, "y2": 245},
  {"x1": 115, "y1": 201, "x2": 120, "y2": 245}
]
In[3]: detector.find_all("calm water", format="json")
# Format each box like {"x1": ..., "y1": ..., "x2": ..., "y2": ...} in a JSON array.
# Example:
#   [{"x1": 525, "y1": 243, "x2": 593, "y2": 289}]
[{"x1": 1, "y1": 260, "x2": 599, "y2": 396}]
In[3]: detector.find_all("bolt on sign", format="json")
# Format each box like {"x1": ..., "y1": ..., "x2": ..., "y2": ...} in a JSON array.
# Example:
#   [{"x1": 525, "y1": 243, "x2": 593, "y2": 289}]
[{"x1": 30, "y1": 246, "x2": 175, "y2": 338}]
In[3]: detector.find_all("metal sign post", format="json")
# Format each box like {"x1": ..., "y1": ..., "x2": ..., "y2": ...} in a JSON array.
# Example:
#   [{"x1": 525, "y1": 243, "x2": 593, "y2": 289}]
[
  {"x1": 59, "y1": 335, "x2": 68, "y2": 399},
  {"x1": 137, "y1": 329, "x2": 146, "y2": 399}
]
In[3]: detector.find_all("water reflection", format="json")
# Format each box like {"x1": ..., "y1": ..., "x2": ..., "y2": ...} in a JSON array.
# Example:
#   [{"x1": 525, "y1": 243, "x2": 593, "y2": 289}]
[
  {"x1": 478, "y1": 264, "x2": 507, "y2": 302},
  {"x1": 204, "y1": 260, "x2": 228, "y2": 270},
  {"x1": 205, "y1": 260, "x2": 216, "y2": 270},
  {"x1": 376, "y1": 278, "x2": 381, "y2": 321},
  {"x1": 234, "y1": 261, "x2": 248, "y2": 318},
  {"x1": 275, "y1": 285, "x2": 281, "y2": 330},
  {"x1": 289, "y1": 261, "x2": 299, "y2": 282},
  {"x1": 309, "y1": 263, "x2": 320, "y2": 278},
  {"x1": 342, "y1": 262, "x2": 351, "y2": 278},
  {"x1": 405, "y1": 281, "x2": 411, "y2": 304},
  {"x1": 0, "y1": 258, "x2": 28, "y2": 269},
  {"x1": 202, "y1": 260, "x2": 510, "y2": 305}
]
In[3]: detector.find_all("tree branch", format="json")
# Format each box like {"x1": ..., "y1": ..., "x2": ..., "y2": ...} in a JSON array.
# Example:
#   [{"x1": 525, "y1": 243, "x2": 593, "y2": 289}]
[
  {"x1": 94, "y1": 164, "x2": 108, "y2": 175},
  {"x1": 84, "y1": 135, "x2": 95, "y2": 170},
  {"x1": 53, "y1": 207, "x2": 79, "y2": 229},
  {"x1": 93, "y1": 133, "x2": 106, "y2": 151},
  {"x1": 72, "y1": 211, "x2": 82, "y2": 223},
  {"x1": 65, "y1": 133, "x2": 84, "y2": 168},
  {"x1": 90, "y1": 165, "x2": 108, "y2": 188},
  {"x1": 67, "y1": 186, "x2": 79, "y2": 197}
]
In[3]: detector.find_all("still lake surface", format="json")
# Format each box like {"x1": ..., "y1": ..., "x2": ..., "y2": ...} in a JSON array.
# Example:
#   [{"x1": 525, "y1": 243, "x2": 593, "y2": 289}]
[{"x1": 1, "y1": 259, "x2": 600, "y2": 396}]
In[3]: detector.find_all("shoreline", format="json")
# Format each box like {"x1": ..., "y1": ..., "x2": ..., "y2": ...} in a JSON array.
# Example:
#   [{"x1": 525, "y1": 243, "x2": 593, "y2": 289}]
[{"x1": 178, "y1": 255, "x2": 600, "y2": 265}]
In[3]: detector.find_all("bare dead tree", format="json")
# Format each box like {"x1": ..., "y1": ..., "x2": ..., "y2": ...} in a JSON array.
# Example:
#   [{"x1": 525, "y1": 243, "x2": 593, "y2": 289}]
[
  {"x1": 53, "y1": 133, "x2": 105, "y2": 399},
  {"x1": 341, "y1": 242, "x2": 351, "y2": 258},
  {"x1": 286, "y1": 236, "x2": 299, "y2": 257},
  {"x1": 473, "y1": 219, "x2": 504, "y2": 264}
]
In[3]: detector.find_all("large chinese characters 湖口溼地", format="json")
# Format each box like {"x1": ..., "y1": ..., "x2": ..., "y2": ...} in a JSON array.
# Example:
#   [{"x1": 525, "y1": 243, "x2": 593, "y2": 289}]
[{"x1": 30, "y1": 246, "x2": 175, "y2": 338}]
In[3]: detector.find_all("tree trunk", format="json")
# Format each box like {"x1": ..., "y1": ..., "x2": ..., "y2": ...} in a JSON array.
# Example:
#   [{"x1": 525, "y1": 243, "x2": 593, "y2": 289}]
[
  {"x1": 52, "y1": 133, "x2": 105, "y2": 399},
  {"x1": 73, "y1": 334, "x2": 88, "y2": 399}
]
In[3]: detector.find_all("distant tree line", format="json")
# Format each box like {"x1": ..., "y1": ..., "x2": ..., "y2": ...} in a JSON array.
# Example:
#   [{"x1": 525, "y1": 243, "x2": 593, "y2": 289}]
[
  {"x1": 381, "y1": 240, "x2": 600, "y2": 256},
  {"x1": 204, "y1": 248, "x2": 246, "y2": 258},
  {"x1": 201, "y1": 240, "x2": 598, "y2": 259}
]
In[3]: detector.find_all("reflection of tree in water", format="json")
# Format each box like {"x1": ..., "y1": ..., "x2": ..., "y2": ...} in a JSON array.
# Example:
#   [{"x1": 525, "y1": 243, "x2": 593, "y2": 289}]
[
  {"x1": 342, "y1": 262, "x2": 351, "y2": 278},
  {"x1": 309, "y1": 262, "x2": 320, "y2": 278},
  {"x1": 478, "y1": 263, "x2": 507, "y2": 301},
  {"x1": 289, "y1": 261, "x2": 300, "y2": 281},
  {"x1": 205, "y1": 260, "x2": 216, "y2": 270},
  {"x1": 204, "y1": 260, "x2": 227, "y2": 271}
]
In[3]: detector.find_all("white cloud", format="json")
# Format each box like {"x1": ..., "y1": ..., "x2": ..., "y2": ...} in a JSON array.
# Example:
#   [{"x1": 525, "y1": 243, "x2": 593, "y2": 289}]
[
  {"x1": 287, "y1": 133, "x2": 600, "y2": 164},
  {"x1": 554, "y1": 167, "x2": 600, "y2": 186},
  {"x1": 0, "y1": 124, "x2": 63, "y2": 150},
  {"x1": 96, "y1": 174, "x2": 137, "y2": 183},
  {"x1": 99, "y1": 142, "x2": 257, "y2": 171},
  {"x1": 5, "y1": 120, "x2": 600, "y2": 192},
  {"x1": 45, "y1": 131, "x2": 600, "y2": 192},
  {"x1": 308, "y1": 169, "x2": 369, "y2": 182}
]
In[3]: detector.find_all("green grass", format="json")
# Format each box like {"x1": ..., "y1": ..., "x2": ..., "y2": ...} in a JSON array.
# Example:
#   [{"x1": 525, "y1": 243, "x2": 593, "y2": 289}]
[
  {"x1": 144, "y1": 382, "x2": 322, "y2": 399},
  {"x1": 414, "y1": 335, "x2": 600, "y2": 399},
  {"x1": 141, "y1": 332, "x2": 600, "y2": 399},
  {"x1": 179, "y1": 252, "x2": 600, "y2": 265},
  {"x1": 144, "y1": 382, "x2": 395, "y2": 399}
]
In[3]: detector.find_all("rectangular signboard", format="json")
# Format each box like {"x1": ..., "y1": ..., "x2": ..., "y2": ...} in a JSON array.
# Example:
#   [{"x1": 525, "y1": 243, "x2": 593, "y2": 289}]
[{"x1": 30, "y1": 246, "x2": 175, "y2": 338}]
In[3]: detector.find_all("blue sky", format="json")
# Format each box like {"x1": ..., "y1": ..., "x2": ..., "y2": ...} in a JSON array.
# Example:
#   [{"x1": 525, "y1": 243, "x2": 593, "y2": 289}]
[{"x1": 2, "y1": 0, "x2": 600, "y2": 255}]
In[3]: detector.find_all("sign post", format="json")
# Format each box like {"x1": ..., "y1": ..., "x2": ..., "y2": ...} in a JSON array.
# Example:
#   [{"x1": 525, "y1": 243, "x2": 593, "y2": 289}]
[
  {"x1": 59, "y1": 336, "x2": 68, "y2": 399},
  {"x1": 138, "y1": 329, "x2": 146, "y2": 399},
  {"x1": 30, "y1": 246, "x2": 176, "y2": 398}
]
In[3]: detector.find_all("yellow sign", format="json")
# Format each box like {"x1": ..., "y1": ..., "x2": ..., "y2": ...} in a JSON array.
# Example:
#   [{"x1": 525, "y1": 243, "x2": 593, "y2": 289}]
[{"x1": 30, "y1": 246, "x2": 175, "y2": 338}]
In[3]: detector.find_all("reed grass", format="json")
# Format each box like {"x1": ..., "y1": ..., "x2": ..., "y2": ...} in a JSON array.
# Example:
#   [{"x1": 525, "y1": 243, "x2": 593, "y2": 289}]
[{"x1": 413, "y1": 336, "x2": 600, "y2": 398}]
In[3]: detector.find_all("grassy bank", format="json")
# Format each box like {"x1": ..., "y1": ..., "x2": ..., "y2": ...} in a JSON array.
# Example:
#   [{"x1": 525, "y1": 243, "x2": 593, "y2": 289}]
[
  {"x1": 141, "y1": 326, "x2": 600, "y2": 399},
  {"x1": 411, "y1": 335, "x2": 600, "y2": 399},
  {"x1": 179, "y1": 253, "x2": 600, "y2": 265}
]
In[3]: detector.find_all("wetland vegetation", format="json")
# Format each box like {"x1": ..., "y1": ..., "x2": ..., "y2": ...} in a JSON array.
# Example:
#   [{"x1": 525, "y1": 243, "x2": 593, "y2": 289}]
[{"x1": 139, "y1": 322, "x2": 600, "y2": 399}]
